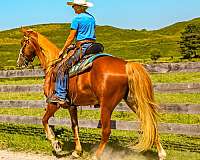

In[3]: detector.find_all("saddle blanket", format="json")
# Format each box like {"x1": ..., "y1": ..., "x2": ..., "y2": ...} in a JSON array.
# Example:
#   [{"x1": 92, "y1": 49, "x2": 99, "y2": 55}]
[{"x1": 69, "y1": 53, "x2": 112, "y2": 77}]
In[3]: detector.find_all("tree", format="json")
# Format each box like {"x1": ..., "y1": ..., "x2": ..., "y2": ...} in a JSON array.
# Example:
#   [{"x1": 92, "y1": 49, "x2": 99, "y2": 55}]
[
  {"x1": 150, "y1": 49, "x2": 161, "y2": 62},
  {"x1": 179, "y1": 24, "x2": 200, "y2": 59}
]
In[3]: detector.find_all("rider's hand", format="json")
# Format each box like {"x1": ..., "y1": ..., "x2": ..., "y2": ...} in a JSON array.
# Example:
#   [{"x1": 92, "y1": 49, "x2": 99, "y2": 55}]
[{"x1": 59, "y1": 50, "x2": 64, "y2": 58}]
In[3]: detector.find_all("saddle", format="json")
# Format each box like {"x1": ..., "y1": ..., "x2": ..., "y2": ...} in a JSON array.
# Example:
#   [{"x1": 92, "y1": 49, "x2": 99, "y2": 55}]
[
  {"x1": 59, "y1": 42, "x2": 106, "y2": 77},
  {"x1": 85, "y1": 43, "x2": 104, "y2": 55},
  {"x1": 66, "y1": 42, "x2": 104, "y2": 56},
  {"x1": 69, "y1": 53, "x2": 112, "y2": 77}
]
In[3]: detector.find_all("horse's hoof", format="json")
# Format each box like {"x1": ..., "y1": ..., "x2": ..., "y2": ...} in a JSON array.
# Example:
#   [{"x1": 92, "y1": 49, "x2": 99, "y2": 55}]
[
  {"x1": 159, "y1": 155, "x2": 166, "y2": 160},
  {"x1": 91, "y1": 155, "x2": 100, "y2": 160},
  {"x1": 71, "y1": 150, "x2": 83, "y2": 159},
  {"x1": 52, "y1": 140, "x2": 62, "y2": 153},
  {"x1": 158, "y1": 150, "x2": 167, "y2": 160}
]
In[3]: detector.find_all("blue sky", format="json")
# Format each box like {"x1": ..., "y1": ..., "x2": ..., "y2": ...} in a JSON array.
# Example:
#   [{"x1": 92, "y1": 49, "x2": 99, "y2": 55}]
[{"x1": 0, "y1": 0, "x2": 200, "y2": 31}]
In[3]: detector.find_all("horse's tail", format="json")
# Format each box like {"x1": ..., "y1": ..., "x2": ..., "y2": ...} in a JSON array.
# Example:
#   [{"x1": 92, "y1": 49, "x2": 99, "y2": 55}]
[{"x1": 125, "y1": 62, "x2": 159, "y2": 152}]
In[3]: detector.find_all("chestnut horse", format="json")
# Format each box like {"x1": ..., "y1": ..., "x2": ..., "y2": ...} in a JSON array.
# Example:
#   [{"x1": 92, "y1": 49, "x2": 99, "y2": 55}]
[{"x1": 17, "y1": 29, "x2": 166, "y2": 160}]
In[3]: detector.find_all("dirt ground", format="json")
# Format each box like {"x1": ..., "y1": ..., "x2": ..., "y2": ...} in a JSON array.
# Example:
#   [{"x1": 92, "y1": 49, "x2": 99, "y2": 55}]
[
  {"x1": 0, "y1": 150, "x2": 68, "y2": 160},
  {"x1": 0, "y1": 149, "x2": 153, "y2": 160}
]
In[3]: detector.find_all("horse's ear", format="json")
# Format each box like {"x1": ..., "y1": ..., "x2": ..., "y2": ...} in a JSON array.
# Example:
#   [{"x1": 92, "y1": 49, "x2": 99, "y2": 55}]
[
  {"x1": 20, "y1": 27, "x2": 37, "y2": 38},
  {"x1": 20, "y1": 27, "x2": 32, "y2": 37},
  {"x1": 20, "y1": 27, "x2": 28, "y2": 34},
  {"x1": 26, "y1": 29, "x2": 38, "y2": 38}
]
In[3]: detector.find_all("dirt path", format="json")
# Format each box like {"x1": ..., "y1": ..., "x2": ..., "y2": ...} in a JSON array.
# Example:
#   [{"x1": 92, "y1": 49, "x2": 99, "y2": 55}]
[
  {"x1": 0, "y1": 150, "x2": 68, "y2": 160},
  {"x1": 0, "y1": 149, "x2": 152, "y2": 160}
]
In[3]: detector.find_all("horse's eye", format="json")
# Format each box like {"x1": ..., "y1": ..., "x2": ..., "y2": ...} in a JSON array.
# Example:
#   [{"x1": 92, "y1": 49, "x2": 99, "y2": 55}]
[
  {"x1": 21, "y1": 41, "x2": 24, "y2": 46},
  {"x1": 25, "y1": 40, "x2": 29, "y2": 44}
]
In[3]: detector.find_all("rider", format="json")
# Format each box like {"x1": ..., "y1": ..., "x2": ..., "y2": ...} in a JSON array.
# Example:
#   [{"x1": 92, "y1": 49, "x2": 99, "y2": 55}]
[{"x1": 47, "y1": 0, "x2": 96, "y2": 104}]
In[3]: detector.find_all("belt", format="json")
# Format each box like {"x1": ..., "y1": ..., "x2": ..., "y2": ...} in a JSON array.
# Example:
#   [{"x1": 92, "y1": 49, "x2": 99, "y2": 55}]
[{"x1": 76, "y1": 39, "x2": 95, "y2": 48}]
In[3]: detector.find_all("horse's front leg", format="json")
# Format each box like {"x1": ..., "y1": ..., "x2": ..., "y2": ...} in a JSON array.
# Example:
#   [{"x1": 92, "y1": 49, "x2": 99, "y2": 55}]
[
  {"x1": 42, "y1": 103, "x2": 61, "y2": 153},
  {"x1": 68, "y1": 106, "x2": 83, "y2": 158}
]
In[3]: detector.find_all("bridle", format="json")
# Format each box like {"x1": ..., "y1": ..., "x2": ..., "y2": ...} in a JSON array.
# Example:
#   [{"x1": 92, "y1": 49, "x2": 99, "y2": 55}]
[{"x1": 18, "y1": 36, "x2": 36, "y2": 66}]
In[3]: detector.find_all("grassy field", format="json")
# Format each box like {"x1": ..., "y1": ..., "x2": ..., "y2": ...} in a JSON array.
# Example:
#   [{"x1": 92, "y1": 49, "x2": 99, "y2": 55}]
[
  {"x1": 0, "y1": 108, "x2": 199, "y2": 125},
  {"x1": 0, "y1": 123, "x2": 199, "y2": 160},
  {"x1": 0, "y1": 72, "x2": 200, "y2": 104},
  {"x1": 0, "y1": 61, "x2": 200, "y2": 158},
  {"x1": 0, "y1": 17, "x2": 200, "y2": 67},
  {"x1": 150, "y1": 72, "x2": 200, "y2": 83},
  {"x1": 0, "y1": 77, "x2": 44, "y2": 85},
  {"x1": 0, "y1": 92, "x2": 199, "y2": 104},
  {"x1": 0, "y1": 17, "x2": 200, "y2": 159},
  {"x1": 0, "y1": 72, "x2": 199, "y2": 85}
]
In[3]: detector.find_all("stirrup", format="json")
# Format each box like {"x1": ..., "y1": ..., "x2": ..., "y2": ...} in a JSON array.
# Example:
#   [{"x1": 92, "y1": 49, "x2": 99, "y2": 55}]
[
  {"x1": 46, "y1": 95, "x2": 66, "y2": 105},
  {"x1": 65, "y1": 97, "x2": 71, "y2": 105}
]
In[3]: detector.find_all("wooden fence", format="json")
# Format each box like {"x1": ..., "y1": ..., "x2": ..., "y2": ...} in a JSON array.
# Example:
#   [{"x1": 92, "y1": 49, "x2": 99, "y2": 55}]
[
  {"x1": 0, "y1": 61, "x2": 200, "y2": 78},
  {"x1": 0, "y1": 100, "x2": 199, "y2": 114},
  {"x1": 0, "y1": 64, "x2": 200, "y2": 136},
  {"x1": 0, "y1": 83, "x2": 199, "y2": 93},
  {"x1": 0, "y1": 115, "x2": 199, "y2": 136}
]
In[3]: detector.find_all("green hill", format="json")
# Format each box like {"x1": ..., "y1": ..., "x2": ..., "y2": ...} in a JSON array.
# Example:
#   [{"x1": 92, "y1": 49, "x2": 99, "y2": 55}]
[
  {"x1": 154, "y1": 17, "x2": 200, "y2": 36},
  {"x1": 0, "y1": 17, "x2": 200, "y2": 67}
]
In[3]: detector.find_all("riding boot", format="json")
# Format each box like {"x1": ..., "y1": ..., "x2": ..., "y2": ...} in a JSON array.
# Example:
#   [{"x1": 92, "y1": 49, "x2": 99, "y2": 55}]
[{"x1": 46, "y1": 67, "x2": 71, "y2": 105}]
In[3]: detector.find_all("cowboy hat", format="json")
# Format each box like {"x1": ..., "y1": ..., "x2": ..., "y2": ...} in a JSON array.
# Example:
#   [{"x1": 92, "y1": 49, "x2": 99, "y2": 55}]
[{"x1": 67, "y1": 0, "x2": 93, "y2": 8}]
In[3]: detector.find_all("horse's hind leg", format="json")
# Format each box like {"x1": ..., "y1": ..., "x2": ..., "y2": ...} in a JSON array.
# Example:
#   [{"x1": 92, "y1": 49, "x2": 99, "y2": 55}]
[
  {"x1": 68, "y1": 106, "x2": 83, "y2": 158},
  {"x1": 124, "y1": 99, "x2": 136, "y2": 113},
  {"x1": 95, "y1": 103, "x2": 113, "y2": 159},
  {"x1": 42, "y1": 103, "x2": 61, "y2": 153},
  {"x1": 93, "y1": 95, "x2": 123, "y2": 160},
  {"x1": 155, "y1": 136, "x2": 166, "y2": 160}
]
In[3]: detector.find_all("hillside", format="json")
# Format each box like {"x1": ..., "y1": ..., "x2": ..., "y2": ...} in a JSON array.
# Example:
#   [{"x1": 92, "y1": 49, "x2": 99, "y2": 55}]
[
  {"x1": 0, "y1": 17, "x2": 200, "y2": 67},
  {"x1": 153, "y1": 17, "x2": 200, "y2": 35}
]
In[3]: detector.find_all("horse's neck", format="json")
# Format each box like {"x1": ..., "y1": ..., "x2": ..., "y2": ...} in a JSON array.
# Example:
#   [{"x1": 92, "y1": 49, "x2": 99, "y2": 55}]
[
  {"x1": 35, "y1": 50, "x2": 47, "y2": 70},
  {"x1": 36, "y1": 33, "x2": 60, "y2": 71}
]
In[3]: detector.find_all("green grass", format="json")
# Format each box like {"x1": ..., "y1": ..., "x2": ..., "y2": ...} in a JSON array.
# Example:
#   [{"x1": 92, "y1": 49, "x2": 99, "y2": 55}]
[
  {"x1": 0, "y1": 108, "x2": 45, "y2": 117},
  {"x1": 0, "y1": 108, "x2": 199, "y2": 124},
  {"x1": 155, "y1": 93, "x2": 200, "y2": 104},
  {"x1": 0, "y1": 72, "x2": 199, "y2": 85},
  {"x1": 1, "y1": 18, "x2": 200, "y2": 67},
  {"x1": 0, "y1": 123, "x2": 199, "y2": 160},
  {"x1": 151, "y1": 72, "x2": 200, "y2": 83},
  {"x1": 0, "y1": 92, "x2": 199, "y2": 104},
  {"x1": 0, "y1": 77, "x2": 44, "y2": 85},
  {"x1": 0, "y1": 92, "x2": 44, "y2": 100}
]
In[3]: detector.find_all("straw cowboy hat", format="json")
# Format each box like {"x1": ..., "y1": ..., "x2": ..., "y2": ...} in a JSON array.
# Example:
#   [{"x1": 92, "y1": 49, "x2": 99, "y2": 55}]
[{"x1": 67, "y1": 0, "x2": 93, "y2": 7}]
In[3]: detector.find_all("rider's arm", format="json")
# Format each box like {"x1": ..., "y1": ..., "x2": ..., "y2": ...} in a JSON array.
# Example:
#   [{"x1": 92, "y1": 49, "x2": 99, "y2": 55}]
[{"x1": 59, "y1": 29, "x2": 77, "y2": 57}]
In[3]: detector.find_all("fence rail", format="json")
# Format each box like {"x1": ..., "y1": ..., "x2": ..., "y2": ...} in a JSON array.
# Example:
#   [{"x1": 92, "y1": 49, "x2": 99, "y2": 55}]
[
  {"x1": 0, "y1": 115, "x2": 199, "y2": 136},
  {"x1": 0, "y1": 83, "x2": 199, "y2": 93},
  {"x1": 0, "y1": 100, "x2": 199, "y2": 114},
  {"x1": 0, "y1": 62, "x2": 200, "y2": 79}
]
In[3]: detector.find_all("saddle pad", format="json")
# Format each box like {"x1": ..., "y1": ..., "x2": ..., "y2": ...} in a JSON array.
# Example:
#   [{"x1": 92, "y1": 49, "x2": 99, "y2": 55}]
[{"x1": 69, "y1": 53, "x2": 112, "y2": 77}]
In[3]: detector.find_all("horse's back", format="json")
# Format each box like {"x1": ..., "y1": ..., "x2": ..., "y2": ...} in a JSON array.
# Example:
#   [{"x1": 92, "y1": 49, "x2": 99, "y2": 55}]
[
  {"x1": 92, "y1": 56, "x2": 127, "y2": 74},
  {"x1": 90, "y1": 56, "x2": 128, "y2": 101},
  {"x1": 69, "y1": 56, "x2": 128, "y2": 105}
]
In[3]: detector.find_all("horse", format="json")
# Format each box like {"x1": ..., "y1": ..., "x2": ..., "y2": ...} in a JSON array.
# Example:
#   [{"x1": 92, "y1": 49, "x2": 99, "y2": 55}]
[{"x1": 17, "y1": 28, "x2": 166, "y2": 160}]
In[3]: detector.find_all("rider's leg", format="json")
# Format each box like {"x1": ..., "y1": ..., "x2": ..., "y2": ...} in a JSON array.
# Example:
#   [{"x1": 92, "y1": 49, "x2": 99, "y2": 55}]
[
  {"x1": 47, "y1": 43, "x2": 92, "y2": 105},
  {"x1": 46, "y1": 68, "x2": 70, "y2": 104}
]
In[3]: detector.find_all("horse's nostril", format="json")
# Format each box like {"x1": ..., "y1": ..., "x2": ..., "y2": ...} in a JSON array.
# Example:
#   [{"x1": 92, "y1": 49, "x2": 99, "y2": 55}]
[{"x1": 25, "y1": 61, "x2": 29, "y2": 66}]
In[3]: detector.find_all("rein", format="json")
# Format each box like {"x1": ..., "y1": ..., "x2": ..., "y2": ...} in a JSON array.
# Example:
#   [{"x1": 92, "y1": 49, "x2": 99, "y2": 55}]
[
  {"x1": 19, "y1": 39, "x2": 35, "y2": 66},
  {"x1": 19, "y1": 47, "x2": 31, "y2": 66},
  {"x1": 45, "y1": 58, "x2": 62, "y2": 74},
  {"x1": 19, "y1": 34, "x2": 61, "y2": 74}
]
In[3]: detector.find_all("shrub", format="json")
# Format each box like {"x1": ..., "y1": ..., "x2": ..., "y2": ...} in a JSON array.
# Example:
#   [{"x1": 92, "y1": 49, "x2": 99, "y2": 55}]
[{"x1": 150, "y1": 49, "x2": 161, "y2": 61}]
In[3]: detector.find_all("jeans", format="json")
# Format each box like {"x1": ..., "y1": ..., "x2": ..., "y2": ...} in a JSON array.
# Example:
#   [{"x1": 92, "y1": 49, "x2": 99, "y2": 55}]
[{"x1": 55, "y1": 43, "x2": 92, "y2": 99}]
